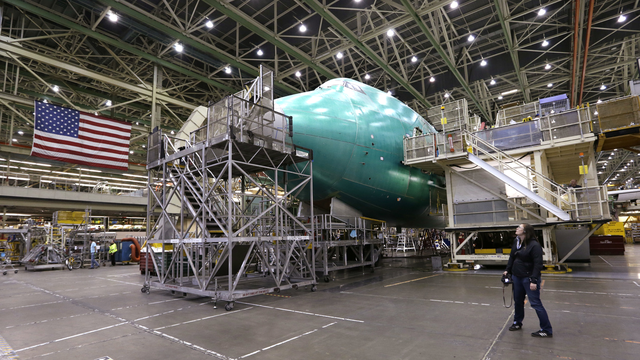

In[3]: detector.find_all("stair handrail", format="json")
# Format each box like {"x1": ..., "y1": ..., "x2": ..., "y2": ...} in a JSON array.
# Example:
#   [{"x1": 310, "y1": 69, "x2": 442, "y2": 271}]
[{"x1": 463, "y1": 130, "x2": 572, "y2": 210}]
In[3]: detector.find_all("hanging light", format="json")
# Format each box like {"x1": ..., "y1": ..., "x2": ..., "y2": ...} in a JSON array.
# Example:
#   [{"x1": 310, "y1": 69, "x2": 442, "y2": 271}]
[
  {"x1": 105, "y1": 100, "x2": 112, "y2": 107},
  {"x1": 257, "y1": 49, "x2": 263, "y2": 56},
  {"x1": 411, "y1": 56, "x2": 418, "y2": 63},
  {"x1": 538, "y1": 8, "x2": 546, "y2": 16},
  {"x1": 18, "y1": 130, "x2": 24, "y2": 135},
  {"x1": 450, "y1": 1, "x2": 459, "y2": 9},
  {"x1": 225, "y1": 67, "x2": 231, "y2": 74},
  {"x1": 468, "y1": 34, "x2": 475, "y2": 42},
  {"x1": 545, "y1": 63, "x2": 551, "y2": 70},
  {"x1": 480, "y1": 59, "x2": 487, "y2": 66},
  {"x1": 542, "y1": 39, "x2": 549, "y2": 47},
  {"x1": 444, "y1": 92, "x2": 450, "y2": 98},
  {"x1": 336, "y1": 52, "x2": 343, "y2": 59},
  {"x1": 618, "y1": 13, "x2": 627, "y2": 23},
  {"x1": 205, "y1": 20, "x2": 214, "y2": 29},
  {"x1": 365, "y1": 74, "x2": 370, "y2": 80},
  {"x1": 387, "y1": 29, "x2": 394, "y2": 37},
  {"x1": 597, "y1": 98, "x2": 602, "y2": 104},
  {"x1": 299, "y1": 23, "x2": 307, "y2": 32},
  {"x1": 430, "y1": 76, "x2": 435, "y2": 83},
  {"x1": 490, "y1": 79, "x2": 496, "y2": 85},
  {"x1": 174, "y1": 43, "x2": 184, "y2": 52},
  {"x1": 600, "y1": 83, "x2": 607, "y2": 90},
  {"x1": 498, "y1": 95, "x2": 503, "y2": 100},
  {"x1": 547, "y1": 83, "x2": 553, "y2": 88},
  {"x1": 295, "y1": 71, "x2": 302, "y2": 78},
  {"x1": 387, "y1": 90, "x2": 393, "y2": 96},
  {"x1": 108, "y1": 11, "x2": 118, "y2": 23},
  {"x1": 52, "y1": 85, "x2": 60, "y2": 92}
]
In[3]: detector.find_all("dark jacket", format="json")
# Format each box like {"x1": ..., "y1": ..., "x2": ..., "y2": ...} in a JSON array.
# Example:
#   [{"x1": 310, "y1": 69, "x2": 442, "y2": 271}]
[{"x1": 505, "y1": 236, "x2": 544, "y2": 283}]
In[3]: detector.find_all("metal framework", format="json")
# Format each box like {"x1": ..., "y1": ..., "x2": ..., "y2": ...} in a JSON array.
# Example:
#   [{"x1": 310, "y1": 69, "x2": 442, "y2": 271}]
[{"x1": 142, "y1": 67, "x2": 316, "y2": 310}]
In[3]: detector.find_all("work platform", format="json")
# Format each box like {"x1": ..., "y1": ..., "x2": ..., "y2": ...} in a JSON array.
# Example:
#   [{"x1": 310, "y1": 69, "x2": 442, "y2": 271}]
[{"x1": 403, "y1": 97, "x2": 617, "y2": 266}]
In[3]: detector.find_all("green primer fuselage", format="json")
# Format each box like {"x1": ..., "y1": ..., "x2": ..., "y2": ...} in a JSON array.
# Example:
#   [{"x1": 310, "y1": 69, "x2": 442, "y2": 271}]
[{"x1": 275, "y1": 78, "x2": 444, "y2": 227}]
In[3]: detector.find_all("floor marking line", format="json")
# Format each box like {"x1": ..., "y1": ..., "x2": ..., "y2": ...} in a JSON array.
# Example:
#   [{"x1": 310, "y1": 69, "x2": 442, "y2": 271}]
[
  {"x1": 599, "y1": 256, "x2": 613, "y2": 267},
  {"x1": 237, "y1": 301, "x2": 364, "y2": 323},
  {"x1": 322, "y1": 322, "x2": 337, "y2": 328},
  {"x1": 153, "y1": 307, "x2": 252, "y2": 330},
  {"x1": 483, "y1": 308, "x2": 515, "y2": 360},
  {"x1": 633, "y1": 281, "x2": 640, "y2": 287},
  {"x1": 384, "y1": 273, "x2": 442, "y2": 287},
  {"x1": 15, "y1": 322, "x2": 127, "y2": 352},
  {"x1": 243, "y1": 323, "x2": 330, "y2": 357},
  {"x1": 148, "y1": 298, "x2": 183, "y2": 305},
  {"x1": 240, "y1": 350, "x2": 261, "y2": 358}
]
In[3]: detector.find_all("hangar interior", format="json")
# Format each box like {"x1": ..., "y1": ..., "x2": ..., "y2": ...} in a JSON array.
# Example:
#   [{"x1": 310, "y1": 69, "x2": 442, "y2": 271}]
[{"x1": 1, "y1": 0, "x2": 640, "y2": 359}]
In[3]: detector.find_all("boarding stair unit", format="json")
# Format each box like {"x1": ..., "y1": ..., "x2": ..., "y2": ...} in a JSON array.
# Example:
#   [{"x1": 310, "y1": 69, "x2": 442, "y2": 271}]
[{"x1": 144, "y1": 66, "x2": 317, "y2": 310}]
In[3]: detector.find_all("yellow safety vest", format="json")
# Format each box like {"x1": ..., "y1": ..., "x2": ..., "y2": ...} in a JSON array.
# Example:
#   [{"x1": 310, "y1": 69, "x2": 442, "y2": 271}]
[{"x1": 109, "y1": 243, "x2": 117, "y2": 254}]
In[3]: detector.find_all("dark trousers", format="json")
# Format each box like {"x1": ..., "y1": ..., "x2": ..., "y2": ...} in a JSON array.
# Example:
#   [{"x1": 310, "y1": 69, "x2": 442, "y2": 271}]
[
  {"x1": 110, "y1": 253, "x2": 116, "y2": 266},
  {"x1": 512, "y1": 275, "x2": 553, "y2": 333}
]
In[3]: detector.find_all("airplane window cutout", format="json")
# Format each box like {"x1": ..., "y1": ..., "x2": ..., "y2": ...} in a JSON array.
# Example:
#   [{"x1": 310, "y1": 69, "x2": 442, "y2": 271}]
[{"x1": 343, "y1": 81, "x2": 365, "y2": 94}]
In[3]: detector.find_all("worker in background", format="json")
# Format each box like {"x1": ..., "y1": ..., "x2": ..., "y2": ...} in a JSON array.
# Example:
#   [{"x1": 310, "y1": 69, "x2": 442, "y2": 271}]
[
  {"x1": 90, "y1": 240, "x2": 100, "y2": 269},
  {"x1": 109, "y1": 241, "x2": 117, "y2": 267},
  {"x1": 504, "y1": 224, "x2": 553, "y2": 338},
  {"x1": 568, "y1": 179, "x2": 582, "y2": 188}
]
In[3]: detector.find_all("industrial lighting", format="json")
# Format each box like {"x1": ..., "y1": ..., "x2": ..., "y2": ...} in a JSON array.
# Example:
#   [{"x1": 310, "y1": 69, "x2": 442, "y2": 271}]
[
  {"x1": 80, "y1": 168, "x2": 102, "y2": 173},
  {"x1": 550, "y1": 109, "x2": 555, "y2": 114},
  {"x1": 444, "y1": 92, "x2": 450, "y2": 98},
  {"x1": 129, "y1": 150, "x2": 134, "y2": 154},
  {"x1": 174, "y1": 43, "x2": 184, "y2": 52},
  {"x1": 12, "y1": 138, "x2": 17, "y2": 142},
  {"x1": 205, "y1": 20, "x2": 214, "y2": 29},
  {"x1": 43, "y1": 99, "x2": 48, "y2": 103},
  {"x1": 597, "y1": 98, "x2": 602, "y2": 104},
  {"x1": 480, "y1": 59, "x2": 487, "y2": 66},
  {"x1": 257, "y1": 49, "x2": 263, "y2": 56},
  {"x1": 594, "y1": 111, "x2": 599, "y2": 115},
  {"x1": 105, "y1": 100, "x2": 112, "y2": 107},
  {"x1": 600, "y1": 83, "x2": 607, "y2": 90},
  {"x1": 365, "y1": 74, "x2": 370, "y2": 80},
  {"x1": 387, "y1": 29, "x2": 394, "y2": 37},
  {"x1": 225, "y1": 66, "x2": 231, "y2": 74},
  {"x1": 538, "y1": 8, "x2": 546, "y2": 16},
  {"x1": 501, "y1": 89, "x2": 518, "y2": 95},
  {"x1": 545, "y1": 63, "x2": 551, "y2": 70},
  {"x1": 490, "y1": 79, "x2": 496, "y2": 85},
  {"x1": 498, "y1": 95, "x2": 503, "y2": 100},
  {"x1": 430, "y1": 76, "x2": 435, "y2": 83},
  {"x1": 336, "y1": 52, "x2": 343, "y2": 59},
  {"x1": 411, "y1": 56, "x2": 418, "y2": 63},
  {"x1": 547, "y1": 83, "x2": 553, "y2": 88},
  {"x1": 299, "y1": 23, "x2": 307, "y2": 32},
  {"x1": 542, "y1": 39, "x2": 549, "y2": 47},
  {"x1": 295, "y1": 71, "x2": 302, "y2": 77},
  {"x1": 18, "y1": 130, "x2": 24, "y2": 135},
  {"x1": 171, "y1": 130, "x2": 175, "y2": 135},
  {"x1": 468, "y1": 34, "x2": 475, "y2": 42},
  {"x1": 450, "y1": 1, "x2": 459, "y2": 9},
  {"x1": 52, "y1": 85, "x2": 59, "y2": 92},
  {"x1": 618, "y1": 13, "x2": 627, "y2": 23},
  {"x1": 387, "y1": 90, "x2": 393, "y2": 96},
  {"x1": 108, "y1": 11, "x2": 118, "y2": 22}
]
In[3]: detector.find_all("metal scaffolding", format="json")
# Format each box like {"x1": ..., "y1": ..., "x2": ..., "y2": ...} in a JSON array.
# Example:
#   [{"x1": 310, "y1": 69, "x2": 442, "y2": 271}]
[{"x1": 143, "y1": 67, "x2": 316, "y2": 310}]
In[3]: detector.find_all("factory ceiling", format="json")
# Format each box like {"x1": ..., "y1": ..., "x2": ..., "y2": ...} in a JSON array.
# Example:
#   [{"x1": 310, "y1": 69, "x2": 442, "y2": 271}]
[{"x1": 0, "y1": 0, "x2": 638, "y2": 196}]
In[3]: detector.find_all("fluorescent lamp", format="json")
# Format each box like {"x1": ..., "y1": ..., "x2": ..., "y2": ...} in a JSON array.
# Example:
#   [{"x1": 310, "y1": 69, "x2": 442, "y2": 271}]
[{"x1": 501, "y1": 89, "x2": 518, "y2": 95}]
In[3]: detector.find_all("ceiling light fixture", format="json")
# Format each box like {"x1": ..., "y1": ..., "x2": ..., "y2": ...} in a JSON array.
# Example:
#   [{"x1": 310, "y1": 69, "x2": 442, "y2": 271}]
[
  {"x1": 387, "y1": 29, "x2": 394, "y2": 37},
  {"x1": 225, "y1": 66, "x2": 231, "y2": 74},
  {"x1": 174, "y1": 43, "x2": 183, "y2": 52},
  {"x1": 105, "y1": 100, "x2": 112, "y2": 107},
  {"x1": 295, "y1": 71, "x2": 302, "y2": 77},
  {"x1": 480, "y1": 59, "x2": 487, "y2": 66},
  {"x1": 18, "y1": 130, "x2": 24, "y2": 135},
  {"x1": 498, "y1": 95, "x2": 503, "y2": 100},
  {"x1": 600, "y1": 83, "x2": 607, "y2": 90},
  {"x1": 52, "y1": 85, "x2": 59, "y2": 92},
  {"x1": 430, "y1": 76, "x2": 435, "y2": 82},
  {"x1": 542, "y1": 39, "x2": 549, "y2": 47},
  {"x1": 450, "y1": 1, "x2": 459, "y2": 9},
  {"x1": 336, "y1": 52, "x2": 343, "y2": 59},
  {"x1": 618, "y1": 13, "x2": 627, "y2": 23},
  {"x1": 444, "y1": 92, "x2": 450, "y2": 98},
  {"x1": 257, "y1": 49, "x2": 263, "y2": 56},
  {"x1": 411, "y1": 56, "x2": 418, "y2": 63},
  {"x1": 501, "y1": 89, "x2": 518, "y2": 95},
  {"x1": 468, "y1": 34, "x2": 475, "y2": 42},
  {"x1": 205, "y1": 20, "x2": 214, "y2": 29},
  {"x1": 597, "y1": 99, "x2": 602, "y2": 104},
  {"x1": 299, "y1": 23, "x2": 307, "y2": 32},
  {"x1": 545, "y1": 63, "x2": 551, "y2": 70},
  {"x1": 538, "y1": 8, "x2": 546, "y2": 16},
  {"x1": 547, "y1": 83, "x2": 553, "y2": 88},
  {"x1": 108, "y1": 12, "x2": 118, "y2": 23},
  {"x1": 490, "y1": 79, "x2": 496, "y2": 85},
  {"x1": 365, "y1": 74, "x2": 370, "y2": 80}
]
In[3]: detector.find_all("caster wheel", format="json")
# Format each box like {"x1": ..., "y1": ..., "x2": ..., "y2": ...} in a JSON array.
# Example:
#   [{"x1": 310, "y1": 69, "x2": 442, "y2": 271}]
[
  {"x1": 171, "y1": 290, "x2": 175, "y2": 295},
  {"x1": 14, "y1": 270, "x2": 18, "y2": 274},
  {"x1": 183, "y1": 292, "x2": 187, "y2": 297},
  {"x1": 141, "y1": 287, "x2": 149, "y2": 293},
  {"x1": 311, "y1": 285, "x2": 317, "y2": 292},
  {"x1": 224, "y1": 302, "x2": 234, "y2": 311},
  {"x1": 292, "y1": 284, "x2": 299, "y2": 290},
  {"x1": 274, "y1": 287, "x2": 280, "y2": 293},
  {"x1": 2, "y1": 271, "x2": 6, "y2": 276},
  {"x1": 323, "y1": 276, "x2": 330, "y2": 282}
]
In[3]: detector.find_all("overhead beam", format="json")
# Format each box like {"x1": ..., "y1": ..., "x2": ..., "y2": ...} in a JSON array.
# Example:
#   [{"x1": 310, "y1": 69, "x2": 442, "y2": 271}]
[
  {"x1": 0, "y1": 40, "x2": 196, "y2": 110},
  {"x1": 398, "y1": 0, "x2": 489, "y2": 119},
  {"x1": 202, "y1": 0, "x2": 338, "y2": 81},
  {"x1": 5, "y1": 0, "x2": 236, "y2": 95},
  {"x1": 302, "y1": 0, "x2": 432, "y2": 108},
  {"x1": 493, "y1": 0, "x2": 530, "y2": 103},
  {"x1": 99, "y1": 0, "x2": 300, "y2": 95}
]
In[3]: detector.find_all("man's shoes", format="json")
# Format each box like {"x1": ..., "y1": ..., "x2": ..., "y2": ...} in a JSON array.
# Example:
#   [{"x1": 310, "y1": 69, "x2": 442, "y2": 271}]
[
  {"x1": 508, "y1": 323, "x2": 522, "y2": 331},
  {"x1": 89, "y1": 267, "x2": 94, "y2": 269},
  {"x1": 531, "y1": 330, "x2": 553, "y2": 338}
]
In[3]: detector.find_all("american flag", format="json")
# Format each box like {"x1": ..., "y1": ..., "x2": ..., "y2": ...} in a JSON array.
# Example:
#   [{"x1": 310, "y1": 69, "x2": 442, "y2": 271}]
[{"x1": 31, "y1": 101, "x2": 132, "y2": 171}]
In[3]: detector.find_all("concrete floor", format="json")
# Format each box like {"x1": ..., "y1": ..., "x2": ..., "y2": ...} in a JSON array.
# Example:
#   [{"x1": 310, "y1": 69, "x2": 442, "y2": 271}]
[{"x1": 2, "y1": 246, "x2": 640, "y2": 360}]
